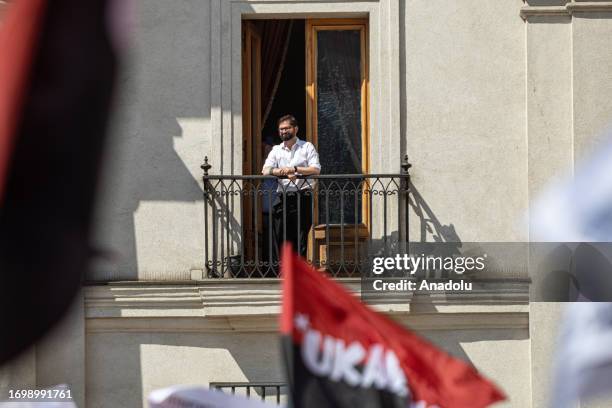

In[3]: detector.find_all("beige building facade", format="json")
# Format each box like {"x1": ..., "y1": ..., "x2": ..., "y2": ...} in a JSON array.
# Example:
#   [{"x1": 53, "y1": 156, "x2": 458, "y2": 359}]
[{"x1": 3, "y1": 0, "x2": 612, "y2": 407}]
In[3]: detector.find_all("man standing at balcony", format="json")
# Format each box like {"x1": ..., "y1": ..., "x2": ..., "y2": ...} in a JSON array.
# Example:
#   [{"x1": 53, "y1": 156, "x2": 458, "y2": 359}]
[{"x1": 262, "y1": 115, "x2": 321, "y2": 261}]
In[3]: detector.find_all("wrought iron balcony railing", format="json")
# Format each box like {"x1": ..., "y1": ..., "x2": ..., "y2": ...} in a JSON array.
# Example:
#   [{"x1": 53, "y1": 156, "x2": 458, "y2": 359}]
[
  {"x1": 210, "y1": 382, "x2": 287, "y2": 405},
  {"x1": 201, "y1": 156, "x2": 411, "y2": 278}
]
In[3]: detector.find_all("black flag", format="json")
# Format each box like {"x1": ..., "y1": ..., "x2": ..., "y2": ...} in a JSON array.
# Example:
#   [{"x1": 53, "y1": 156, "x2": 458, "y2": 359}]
[{"x1": 0, "y1": 0, "x2": 118, "y2": 363}]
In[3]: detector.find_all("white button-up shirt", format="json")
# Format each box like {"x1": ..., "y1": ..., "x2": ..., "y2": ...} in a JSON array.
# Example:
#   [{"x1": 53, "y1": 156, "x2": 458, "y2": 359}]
[{"x1": 263, "y1": 138, "x2": 321, "y2": 192}]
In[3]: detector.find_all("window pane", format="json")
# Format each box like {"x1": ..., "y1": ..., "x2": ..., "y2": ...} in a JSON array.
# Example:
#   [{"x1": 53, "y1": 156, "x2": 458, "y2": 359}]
[{"x1": 316, "y1": 29, "x2": 362, "y2": 224}]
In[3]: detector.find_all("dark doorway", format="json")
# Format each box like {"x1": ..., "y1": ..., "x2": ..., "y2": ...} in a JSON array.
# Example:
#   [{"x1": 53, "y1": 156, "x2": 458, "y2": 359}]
[
  {"x1": 241, "y1": 19, "x2": 306, "y2": 275},
  {"x1": 241, "y1": 18, "x2": 369, "y2": 276},
  {"x1": 260, "y1": 19, "x2": 306, "y2": 148}
]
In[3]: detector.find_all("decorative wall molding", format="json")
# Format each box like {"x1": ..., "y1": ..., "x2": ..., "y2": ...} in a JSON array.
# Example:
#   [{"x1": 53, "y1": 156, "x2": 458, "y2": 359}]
[
  {"x1": 567, "y1": 1, "x2": 612, "y2": 12},
  {"x1": 86, "y1": 311, "x2": 529, "y2": 333},
  {"x1": 521, "y1": 1, "x2": 612, "y2": 19},
  {"x1": 84, "y1": 280, "x2": 529, "y2": 333}
]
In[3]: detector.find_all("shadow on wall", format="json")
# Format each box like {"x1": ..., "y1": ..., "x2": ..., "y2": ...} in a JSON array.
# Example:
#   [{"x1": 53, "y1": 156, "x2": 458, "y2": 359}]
[
  {"x1": 87, "y1": 329, "x2": 527, "y2": 407},
  {"x1": 86, "y1": 332, "x2": 286, "y2": 407},
  {"x1": 86, "y1": 334, "x2": 144, "y2": 408},
  {"x1": 91, "y1": 0, "x2": 210, "y2": 281},
  {"x1": 365, "y1": 181, "x2": 461, "y2": 258},
  {"x1": 419, "y1": 328, "x2": 529, "y2": 370},
  {"x1": 408, "y1": 181, "x2": 461, "y2": 244}
]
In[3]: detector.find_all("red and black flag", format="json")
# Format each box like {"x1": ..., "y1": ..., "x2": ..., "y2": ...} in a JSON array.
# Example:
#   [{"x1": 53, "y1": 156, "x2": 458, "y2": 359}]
[
  {"x1": 280, "y1": 244, "x2": 506, "y2": 408},
  {"x1": 0, "y1": 0, "x2": 118, "y2": 363}
]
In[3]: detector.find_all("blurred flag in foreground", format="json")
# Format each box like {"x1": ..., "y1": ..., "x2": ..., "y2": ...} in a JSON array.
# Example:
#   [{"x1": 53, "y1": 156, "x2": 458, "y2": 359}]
[
  {"x1": 0, "y1": 0, "x2": 118, "y2": 364},
  {"x1": 148, "y1": 385, "x2": 279, "y2": 408},
  {"x1": 280, "y1": 244, "x2": 505, "y2": 408},
  {"x1": 531, "y1": 136, "x2": 612, "y2": 407},
  {"x1": 551, "y1": 303, "x2": 612, "y2": 408},
  {"x1": 530, "y1": 134, "x2": 612, "y2": 242}
]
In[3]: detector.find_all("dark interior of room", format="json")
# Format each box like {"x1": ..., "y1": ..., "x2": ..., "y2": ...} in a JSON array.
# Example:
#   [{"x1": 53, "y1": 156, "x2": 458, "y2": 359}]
[{"x1": 260, "y1": 19, "x2": 306, "y2": 147}]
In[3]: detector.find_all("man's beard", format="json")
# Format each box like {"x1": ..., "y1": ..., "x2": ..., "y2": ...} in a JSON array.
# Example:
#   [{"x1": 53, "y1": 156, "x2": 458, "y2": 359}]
[{"x1": 280, "y1": 133, "x2": 294, "y2": 141}]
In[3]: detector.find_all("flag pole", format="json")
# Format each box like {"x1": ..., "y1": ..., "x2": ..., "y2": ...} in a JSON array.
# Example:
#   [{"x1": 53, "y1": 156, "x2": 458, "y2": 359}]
[{"x1": 280, "y1": 243, "x2": 296, "y2": 407}]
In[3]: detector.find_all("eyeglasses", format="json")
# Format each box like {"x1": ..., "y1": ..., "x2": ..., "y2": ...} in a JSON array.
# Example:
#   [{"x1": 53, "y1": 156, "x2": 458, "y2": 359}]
[{"x1": 278, "y1": 126, "x2": 294, "y2": 132}]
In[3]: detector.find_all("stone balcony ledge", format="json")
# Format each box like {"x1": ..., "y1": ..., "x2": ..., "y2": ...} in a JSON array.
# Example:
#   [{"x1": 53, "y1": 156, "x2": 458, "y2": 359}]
[{"x1": 84, "y1": 279, "x2": 529, "y2": 333}]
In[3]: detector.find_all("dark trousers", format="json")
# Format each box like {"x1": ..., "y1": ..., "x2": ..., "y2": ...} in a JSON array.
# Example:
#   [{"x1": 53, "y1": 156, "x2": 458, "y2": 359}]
[{"x1": 273, "y1": 192, "x2": 313, "y2": 259}]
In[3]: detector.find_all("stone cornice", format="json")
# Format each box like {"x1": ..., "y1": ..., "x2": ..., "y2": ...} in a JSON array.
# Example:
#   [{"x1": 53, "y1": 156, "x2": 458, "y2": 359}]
[
  {"x1": 84, "y1": 280, "x2": 529, "y2": 333},
  {"x1": 521, "y1": 1, "x2": 612, "y2": 20},
  {"x1": 86, "y1": 312, "x2": 529, "y2": 333}
]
